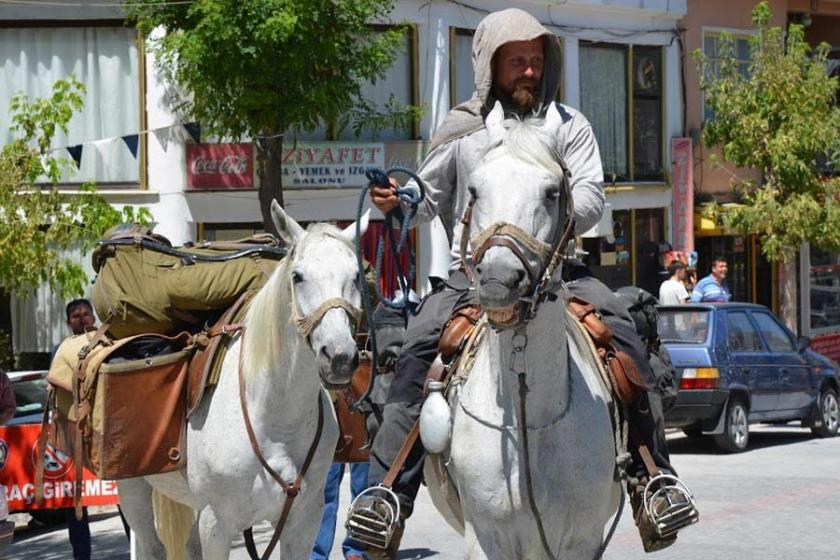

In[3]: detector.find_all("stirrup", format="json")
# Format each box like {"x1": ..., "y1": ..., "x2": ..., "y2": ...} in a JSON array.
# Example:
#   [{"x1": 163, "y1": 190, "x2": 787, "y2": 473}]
[
  {"x1": 642, "y1": 473, "x2": 700, "y2": 539},
  {"x1": 345, "y1": 485, "x2": 402, "y2": 550}
]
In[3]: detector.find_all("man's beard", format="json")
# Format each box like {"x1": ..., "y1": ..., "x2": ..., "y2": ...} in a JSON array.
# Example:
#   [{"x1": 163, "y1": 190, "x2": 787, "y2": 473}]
[{"x1": 497, "y1": 79, "x2": 540, "y2": 111}]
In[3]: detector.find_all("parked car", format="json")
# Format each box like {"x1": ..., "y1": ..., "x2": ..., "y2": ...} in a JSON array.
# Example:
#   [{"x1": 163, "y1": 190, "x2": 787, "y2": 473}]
[
  {"x1": 2, "y1": 371, "x2": 64, "y2": 526},
  {"x1": 658, "y1": 303, "x2": 840, "y2": 452}
]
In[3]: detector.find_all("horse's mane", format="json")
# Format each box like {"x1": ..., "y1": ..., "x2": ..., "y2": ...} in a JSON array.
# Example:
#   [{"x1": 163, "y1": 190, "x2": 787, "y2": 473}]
[
  {"x1": 241, "y1": 223, "x2": 354, "y2": 378},
  {"x1": 483, "y1": 117, "x2": 564, "y2": 180}
]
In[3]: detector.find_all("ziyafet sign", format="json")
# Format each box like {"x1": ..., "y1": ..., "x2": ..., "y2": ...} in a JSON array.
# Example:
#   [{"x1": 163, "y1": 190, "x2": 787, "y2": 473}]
[
  {"x1": 187, "y1": 143, "x2": 253, "y2": 189},
  {"x1": 0, "y1": 424, "x2": 119, "y2": 511},
  {"x1": 282, "y1": 142, "x2": 385, "y2": 188}
]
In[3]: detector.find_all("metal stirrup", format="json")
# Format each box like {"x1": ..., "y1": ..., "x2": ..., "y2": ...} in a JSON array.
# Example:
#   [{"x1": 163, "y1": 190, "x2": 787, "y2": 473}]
[
  {"x1": 345, "y1": 485, "x2": 402, "y2": 549},
  {"x1": 642, "y1": 473, "x2": 700, "y2": 539}
]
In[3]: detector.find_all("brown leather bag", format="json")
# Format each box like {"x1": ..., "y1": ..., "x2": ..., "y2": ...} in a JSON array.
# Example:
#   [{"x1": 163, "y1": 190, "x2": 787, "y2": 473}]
[
  {"x1": 48, "y1": 332, "x2": 194, "y2": 480},
  {"x1": 438, "y1": 306, "x2": 482, "y2": 359},
  {"x1": 332, "y1": 359, "x2": 372, "y2": 463},
  {"x1": 567, "y1": 297, "x2": 647, "y2": 404}
]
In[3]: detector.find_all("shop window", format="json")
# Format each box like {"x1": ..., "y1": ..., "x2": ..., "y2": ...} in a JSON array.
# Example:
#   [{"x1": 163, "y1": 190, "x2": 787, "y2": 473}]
[
  {"x1": 580, "y1": 43, "x2": 663, "y2": 182},
  {"x1": 634, "y1": 208, "x2": 666, "y2": 296},
  {"x1": 450, "y1": 28, "x2": 475, "y2": 108},
  {"x1": 702, "y1": 32, "x2": 751, "y2": 121},
  {"x1": 809, "y1": 247, "x2": 840, "y2": 332},
  {"x1": 0, "y1": 26, "x2": 141, "y2": 184},
  {"x1": 581, "y1": 209, "x2": 632, "y2": 290}
]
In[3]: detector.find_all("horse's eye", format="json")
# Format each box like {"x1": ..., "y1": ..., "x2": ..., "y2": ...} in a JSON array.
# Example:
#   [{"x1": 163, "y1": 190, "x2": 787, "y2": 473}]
[
  {"x1": 468, "y1": 185, "x2": 478, "y2": 199},
  {"x1": 291, "y1": 271, "x2": 304, "y2": 284},
  {"x1": 545, "y1": 187, "x2": 560, "y2": 202}
]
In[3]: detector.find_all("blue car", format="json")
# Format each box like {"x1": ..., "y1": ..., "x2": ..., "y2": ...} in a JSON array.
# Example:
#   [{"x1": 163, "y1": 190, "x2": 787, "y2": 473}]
[{"x1": 657, "y1": 303, "x2": 840, "y2": 452}]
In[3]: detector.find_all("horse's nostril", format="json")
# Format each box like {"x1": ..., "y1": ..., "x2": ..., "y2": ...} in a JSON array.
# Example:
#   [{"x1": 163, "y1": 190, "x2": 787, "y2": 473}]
[
  {"x1": 320, "y1": 347, "x2": 331, "y2": 361},
  {"x1": 475, "y1": 264, "x2": 484, "y2": 275},
  {"x1": 515, "y1": 268, "x2": 526, "y2": 284}
]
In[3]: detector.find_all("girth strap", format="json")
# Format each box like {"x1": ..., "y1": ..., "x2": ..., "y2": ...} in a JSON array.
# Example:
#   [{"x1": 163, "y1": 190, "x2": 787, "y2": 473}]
[{"x1": 238, "y1": 328, "x2": 326, "y2": 560}]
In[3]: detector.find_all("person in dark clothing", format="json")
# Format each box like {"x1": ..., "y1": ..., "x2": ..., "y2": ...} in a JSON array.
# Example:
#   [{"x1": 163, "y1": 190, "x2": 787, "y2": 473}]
[
  {"x1": 60, "y1": 299, "x2": 130, "y2": 560},
  {"x1": 358, "y1": 8, "x2": 698, "y2": 559}
]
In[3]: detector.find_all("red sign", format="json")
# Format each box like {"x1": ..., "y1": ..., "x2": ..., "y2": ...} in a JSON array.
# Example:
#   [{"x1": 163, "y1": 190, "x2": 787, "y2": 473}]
[
  {"x1": 671, "y1": 138, "x2": 694, "y2": 252},
  {"x1": 0, "y1": 425, "x2": 120, "y2": 511},
  {"x1": 187, "y1": 143, "x2": 253, "y2": 189}
]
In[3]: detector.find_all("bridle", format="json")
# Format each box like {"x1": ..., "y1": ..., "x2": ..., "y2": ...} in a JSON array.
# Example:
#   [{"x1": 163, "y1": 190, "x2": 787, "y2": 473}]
[
  {"x1": 459, "y1": 157, "x2": 576, "y2": 328},
  {"x1": 287, "y1": 240, "x2": 363, "y2": 340}
]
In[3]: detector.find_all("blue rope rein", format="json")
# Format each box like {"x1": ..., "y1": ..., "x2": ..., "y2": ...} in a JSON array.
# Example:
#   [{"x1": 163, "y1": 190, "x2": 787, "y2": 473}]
[{"x1": 351, "y1": 166, "x2": 425, "y2": 410}]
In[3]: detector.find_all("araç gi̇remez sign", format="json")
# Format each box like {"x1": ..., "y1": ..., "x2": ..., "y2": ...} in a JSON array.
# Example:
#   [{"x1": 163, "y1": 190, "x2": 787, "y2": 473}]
[{"x1": 282, "y1": 142, "x2": 385, "y2": 188}]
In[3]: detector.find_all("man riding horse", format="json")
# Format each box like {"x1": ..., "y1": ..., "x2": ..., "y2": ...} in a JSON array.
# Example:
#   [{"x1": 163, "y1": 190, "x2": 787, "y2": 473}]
[{"x1": 363, "y1": 8, "x2": 699, "y2": 557}]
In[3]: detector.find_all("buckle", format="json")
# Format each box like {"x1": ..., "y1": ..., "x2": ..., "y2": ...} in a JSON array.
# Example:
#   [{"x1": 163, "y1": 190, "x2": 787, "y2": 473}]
[
  {"x1": 643, "y1": 473, "x2": 700, "y2": 539},
  {"x1": 345, "y1": 486, "x2": 401, "y2": 550}
]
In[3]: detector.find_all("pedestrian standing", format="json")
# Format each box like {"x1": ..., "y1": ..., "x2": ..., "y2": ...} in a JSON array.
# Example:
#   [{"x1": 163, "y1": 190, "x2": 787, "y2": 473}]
[
  {"x1": 659, "y1": 261, "x2": 690, "y2": 304},
  {"x1": 310, "y1": 462, "x2": 369, "y2": 560},
  {"x1": 690, "y1": 257, "x2": 732, "y2": 303}
]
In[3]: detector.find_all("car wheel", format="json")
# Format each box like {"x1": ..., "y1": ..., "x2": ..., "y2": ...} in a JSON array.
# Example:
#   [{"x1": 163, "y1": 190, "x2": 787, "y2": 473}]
[
  {"x1": 811, "y1": 387, "x2": 839, "y2": 438},
  {"x1": 713, "y1": 398, "x2": 749, "y2": 453},
  {"x1": 682, "y1": 426, "x2": 704, "y2": 438}
]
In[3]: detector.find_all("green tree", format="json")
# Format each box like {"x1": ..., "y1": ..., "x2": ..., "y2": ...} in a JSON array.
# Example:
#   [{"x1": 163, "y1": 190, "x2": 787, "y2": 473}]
[
  {"x1": 127, "y1": 0, "x2": 419, "y2": 234},
  {"x1": 695, "y1": 1, "x2": 840, "y2": 330},
  {"x1": 0, "y1": 78, "x2": 149, "y2": 299}
]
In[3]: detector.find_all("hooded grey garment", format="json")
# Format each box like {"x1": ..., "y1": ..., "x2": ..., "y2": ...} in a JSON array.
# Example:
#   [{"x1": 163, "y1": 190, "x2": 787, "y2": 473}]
[{"x1": 400, "y1": 8, "x2": 604, "y2": 270}]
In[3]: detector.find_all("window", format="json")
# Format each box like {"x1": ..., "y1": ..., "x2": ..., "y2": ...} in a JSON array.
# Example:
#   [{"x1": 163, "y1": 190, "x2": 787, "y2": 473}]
[
  {"x1": 337, "y1": 26, "x2": 417, "y2": 141},
  {"x1": 726, "y1": 311, "x2": 763, "y2": 352},
  {"x1": 658, "y1": 309, "x2": 711, "y2": 344},
  {"x1": 751, "y1": 312, "x2": 795, "y2": 353},
  {"x1": 0, "y1": 26, "x2": 141, "y2": 184},
  {"x1": 579, "y1": 43, "x2": 663, "y2": 181},
  {"x1": 450, "y1": 28, "x2": 475, "y2": 108},
  {"x1": 702, "y1": 33, "x2": 751, "y2": 121},
  {"x1": 810, "y1": 247, "x2": 840, "y2": 332}
]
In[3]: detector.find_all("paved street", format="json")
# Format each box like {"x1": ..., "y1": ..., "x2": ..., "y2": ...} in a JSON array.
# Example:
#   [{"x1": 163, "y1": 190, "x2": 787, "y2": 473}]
[{"x1": 6, "y1": 426, "x2": 840, "y2": 559}]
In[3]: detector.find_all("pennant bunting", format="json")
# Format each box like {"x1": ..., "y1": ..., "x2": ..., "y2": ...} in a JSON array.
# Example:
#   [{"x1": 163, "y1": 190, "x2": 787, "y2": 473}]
[
  {"x1": 66, "y1": 145, "x2": 84, "y2": 169},
  {"x1": 184, "y1": 122, "x2": 201, "y2": 144},
  {"x1": 121, "y1": 134, "x2": 139, "y2": 159},
  {"x1": 153, "y1": 127, "x2": 171, "y2": 152}
]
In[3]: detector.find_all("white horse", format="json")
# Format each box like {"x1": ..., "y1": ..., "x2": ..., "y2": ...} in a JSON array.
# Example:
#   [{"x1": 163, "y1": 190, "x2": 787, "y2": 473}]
[
  {"x1": 118, "y1": 201, "x2": 369, "y2": 559},
  {"x1": 424, "y1": 103, "x2": 621, "y2": 559}
]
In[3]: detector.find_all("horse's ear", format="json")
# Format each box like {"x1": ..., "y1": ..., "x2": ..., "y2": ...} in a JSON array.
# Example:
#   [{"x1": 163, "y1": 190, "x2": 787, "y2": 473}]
[
  {"x1": 485, "y1": 100, "x2": 505, "y2": 145},
  {"x1": 270, "y1": 200, "x2": 305, "y2": 245},
  {"x1": 341, "y1": 209, "x2": 370, "y2": 243},
  {"x1": 544, "y1": 102, "x2": 563, "y2": 152}
]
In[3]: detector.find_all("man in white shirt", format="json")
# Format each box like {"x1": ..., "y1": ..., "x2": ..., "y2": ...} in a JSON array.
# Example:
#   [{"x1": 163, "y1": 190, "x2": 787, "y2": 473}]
[{"x1": 659, "y1": 261, "x2": 690, "y2": 305}]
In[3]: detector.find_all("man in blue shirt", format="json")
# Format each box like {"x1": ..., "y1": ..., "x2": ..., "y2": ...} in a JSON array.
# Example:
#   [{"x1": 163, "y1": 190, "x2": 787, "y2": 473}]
[{"x1": 691, "y1": 257, "x2": 731, "y2": 302}]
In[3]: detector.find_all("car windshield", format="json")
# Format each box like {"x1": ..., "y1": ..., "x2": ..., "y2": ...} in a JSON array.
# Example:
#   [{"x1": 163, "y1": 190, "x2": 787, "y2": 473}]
[
  {"x1": 658, "y1": 309, "x2": 711, "y2": 344},
  {"x1": 12, "y1": 377, "x2": 48, "y2": 418}
]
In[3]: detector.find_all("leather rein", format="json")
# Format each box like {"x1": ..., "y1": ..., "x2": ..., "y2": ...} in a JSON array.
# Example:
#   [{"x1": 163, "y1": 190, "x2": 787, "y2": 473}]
[
  {"x1": 459, "y1": 159, "x2": 576, "y2": 328},
  {"x1": 241, "y1": 265, "x2": 361, "y2": 560}
]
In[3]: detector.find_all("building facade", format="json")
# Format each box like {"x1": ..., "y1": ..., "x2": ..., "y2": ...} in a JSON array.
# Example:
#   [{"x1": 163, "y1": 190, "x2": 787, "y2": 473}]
[{"x1": 4, "y1": 0, "x2": 688, "y2": 358}]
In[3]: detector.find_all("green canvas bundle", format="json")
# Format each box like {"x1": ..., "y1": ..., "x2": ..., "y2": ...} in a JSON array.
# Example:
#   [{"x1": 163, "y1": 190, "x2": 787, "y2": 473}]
[{"x1": 91, "y1": 227, "x2": 286, "y2": 338}]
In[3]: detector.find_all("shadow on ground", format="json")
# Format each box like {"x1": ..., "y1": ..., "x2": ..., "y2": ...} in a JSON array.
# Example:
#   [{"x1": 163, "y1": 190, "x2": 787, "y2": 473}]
[
  {"x1": 5, "y1": 512, "x2": 129, "y2": 560},
  {"x1": 668, "y1": 426, "x2": 817, "y2": 455},
  {"x1": 399, "y1": 548, "x2": 438, "y2": 559}
]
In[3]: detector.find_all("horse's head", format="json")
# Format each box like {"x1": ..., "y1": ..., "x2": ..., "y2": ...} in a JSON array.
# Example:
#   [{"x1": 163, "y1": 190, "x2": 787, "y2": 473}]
[
  {"x1": 466, "y1": 101, "x2": 573, "y2": 327},
  {"x1": 271, "y1": 201, "x2": 369, "y2": 388}
]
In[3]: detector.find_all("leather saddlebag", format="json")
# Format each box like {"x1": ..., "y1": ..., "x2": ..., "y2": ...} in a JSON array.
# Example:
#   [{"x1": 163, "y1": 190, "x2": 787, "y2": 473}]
[
  {"x1": 48, "y1": 332, "x2": 194, "y2": 480},
  {"x1": 333, "y1": 359, "x2": 372, "y2": 463}
]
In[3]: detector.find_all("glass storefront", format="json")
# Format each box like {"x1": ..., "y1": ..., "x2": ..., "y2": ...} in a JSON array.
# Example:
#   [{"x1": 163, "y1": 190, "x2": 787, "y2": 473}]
[{"x1": 809, "y1": 247, "x2": 840, "y2": 332}]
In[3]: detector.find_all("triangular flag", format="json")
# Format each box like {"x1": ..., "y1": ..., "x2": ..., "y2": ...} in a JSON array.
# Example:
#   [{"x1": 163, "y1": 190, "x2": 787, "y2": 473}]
[
  {"x1": 153, "y1": 127, "x2": 172, "y2": 152},
  {"x1": 67, "y1": 145, "x2": 83, "y2": 169},
  {"x1": 184, "y1": 122, "x2": 201, "y2": 144},
  {"x1": 121, "y1": 134, "x2": 139, "y2": 159}
]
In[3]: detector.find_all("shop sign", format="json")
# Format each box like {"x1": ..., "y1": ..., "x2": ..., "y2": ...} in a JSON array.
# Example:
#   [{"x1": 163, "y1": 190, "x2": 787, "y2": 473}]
[
  {"x1": 671, "y1": 138, "x2": 694, "y2": 252},
  {"x1": 0, "y1": 424, "x2": 120, "y2": 511},
  {"x1": 282, "y1": 142, "x2": 384, "y2": 188},
  {"x1": 187, "y1": 143, "x2": 253, "y2": 189}
]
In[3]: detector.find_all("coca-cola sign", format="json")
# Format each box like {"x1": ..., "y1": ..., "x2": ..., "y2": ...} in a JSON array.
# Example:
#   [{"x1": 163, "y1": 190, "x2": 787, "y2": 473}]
[{"x1": 187, "y1": 143, "x2": 253, "y2": 189}]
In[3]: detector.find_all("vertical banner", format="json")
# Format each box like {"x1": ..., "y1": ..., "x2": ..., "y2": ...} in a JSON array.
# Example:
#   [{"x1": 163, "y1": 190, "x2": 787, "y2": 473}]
[{"x1": 671, "y1": 138, "x2": 694, "y2": 252}]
